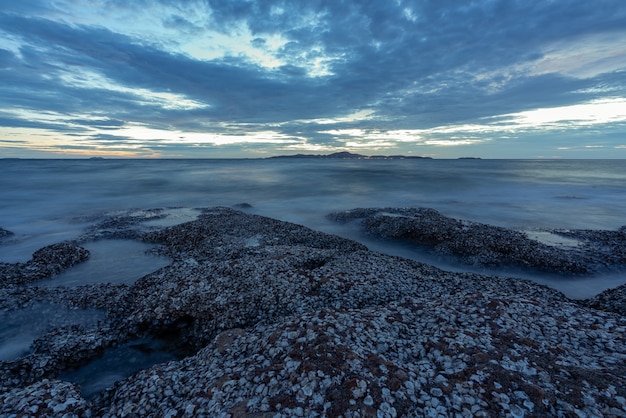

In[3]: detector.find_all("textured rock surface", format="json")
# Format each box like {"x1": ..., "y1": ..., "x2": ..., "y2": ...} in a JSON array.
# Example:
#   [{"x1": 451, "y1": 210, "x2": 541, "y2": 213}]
[
  {"x1": 1, "y1": 207, "x2": 626, "y2": 417},
  {"x1": 584, "y1": 283, "x2": 626, "y2": 316},
  {"x1": 0, "y1": 243, "x2": 90, "y2": 285},
  {"x1": 328, "y1": 207, "x2": 626, "y2": 274}
]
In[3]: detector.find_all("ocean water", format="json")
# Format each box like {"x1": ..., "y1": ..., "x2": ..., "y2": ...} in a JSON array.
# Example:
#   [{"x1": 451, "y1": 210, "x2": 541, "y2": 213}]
[
  {"x1": 0, "y1": 302, "x2": 104, "y2": 361},
  {"x1": 1, "y1": 158, "x2": 626, "y2": 298},
  {"x1": 2, "y1": 158, "x2": 626, "y2": 393}
]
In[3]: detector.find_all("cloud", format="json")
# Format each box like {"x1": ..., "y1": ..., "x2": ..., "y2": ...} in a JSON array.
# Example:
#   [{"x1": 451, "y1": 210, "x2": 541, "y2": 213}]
[
  {"x1": 0, "y1": 139, "x2": 28, "y2": 144},
  {"x1": 66, "y1": 118, "x2": 125, "y2": 129},
  {"x1": 526, "y1": 32, "x2": 626, "y2": 79},
  {"x1": 500, "y1": 98, "x2": 626, "y2": 128},
  {"x1": 0, "y1": 1, "x2": 625, "y2": 158},
  {"x1": 0, "y1": 116, "x2": 82, "y2": 132}
]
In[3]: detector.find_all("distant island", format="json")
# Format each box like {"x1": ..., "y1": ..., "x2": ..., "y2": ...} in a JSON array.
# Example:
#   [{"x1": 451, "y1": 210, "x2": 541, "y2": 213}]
[{"x1": 268, "y1": 151, "x2": 432, "y2": 160}]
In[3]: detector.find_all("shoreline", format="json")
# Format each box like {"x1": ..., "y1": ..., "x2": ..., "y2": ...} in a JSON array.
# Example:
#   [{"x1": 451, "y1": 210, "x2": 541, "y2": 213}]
[
  {"x1": 327, "y1": 207, "x2": 626, "y2": 276},
  {"x1": 1, "y1": 207, "x2": 626, "y2": 416}
]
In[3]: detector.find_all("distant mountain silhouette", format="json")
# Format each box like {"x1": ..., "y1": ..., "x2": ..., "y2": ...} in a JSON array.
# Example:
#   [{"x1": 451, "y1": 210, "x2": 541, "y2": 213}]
[{"x1": 269, "y1": 151, "x2": 431, "y2": 159}]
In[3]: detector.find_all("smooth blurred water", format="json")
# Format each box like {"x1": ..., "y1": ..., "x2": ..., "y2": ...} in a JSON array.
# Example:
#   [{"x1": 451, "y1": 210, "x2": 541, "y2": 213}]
[
  {"x1": 34, "y1": 239, "x2": 171, "y2": 288},
  {"x1": 1, "y1": 158, "x2": 625, "y2": 395},
  {"x1": 59, "y1": 338, "x2": 179, "y2": 398},
  {"x1": 1, "y1": 158, "x2": 626, "y2": 298},
  {"x1": 0, "y1": 302, "x2": 104, "y2": 361}
]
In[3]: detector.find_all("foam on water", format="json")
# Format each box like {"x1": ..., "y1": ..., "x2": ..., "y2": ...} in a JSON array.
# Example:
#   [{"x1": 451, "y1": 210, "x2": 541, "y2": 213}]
[{"x1": 0, "y1": 218, "x2": 93, "y2": 263}]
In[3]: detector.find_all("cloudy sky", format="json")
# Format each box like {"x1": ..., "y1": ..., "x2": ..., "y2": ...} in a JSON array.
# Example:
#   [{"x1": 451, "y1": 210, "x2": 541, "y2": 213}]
[{"x1": 1, "y1": 0, "x2": 625, "y2": 158}]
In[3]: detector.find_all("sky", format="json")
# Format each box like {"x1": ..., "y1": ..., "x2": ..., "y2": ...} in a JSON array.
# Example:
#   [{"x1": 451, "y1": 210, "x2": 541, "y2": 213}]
[{"x1": 1, "y1": 1, "x2": 626, "y2": 159}]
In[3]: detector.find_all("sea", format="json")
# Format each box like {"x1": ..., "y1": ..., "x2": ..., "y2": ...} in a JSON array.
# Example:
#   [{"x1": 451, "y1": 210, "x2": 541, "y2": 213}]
[
  {"x1": 2, "y1": 157, "x2": 626, "y2": 394},
  {"x1": 1, "y1": 158, "x2": 626, "y2": 298}
]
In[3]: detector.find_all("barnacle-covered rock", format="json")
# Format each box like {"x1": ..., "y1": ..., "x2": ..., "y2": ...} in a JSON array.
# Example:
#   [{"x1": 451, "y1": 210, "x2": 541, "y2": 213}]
[
  {"x1": 328, "y1": 207, "x2": 626, "y2": 274},
  {"x1": 583, "y1": 282, "x2": 626, "y2": 316},
  {"x1": 0, "y1": 243, "x2": 90, "y2": 285},
  {"x1": 2, "y1": 207, "x2": 625, "y2": 417}
]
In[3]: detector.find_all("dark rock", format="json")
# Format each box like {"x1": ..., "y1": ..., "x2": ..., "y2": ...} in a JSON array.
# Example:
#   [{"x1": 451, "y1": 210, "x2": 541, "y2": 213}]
[
  {"x1": 2, "y1": 207, "x2": 625, "y2": 417},
  {"x1": 143, "y1": 207, "x2": 366, "y2": 261},
  {"x1": 0, "y1": 243, "x2": 90, "y2": 285},
  {"x1": 0, "y1": 227, "x2": 13, "y2": 239},
  {"x1": 233, "y1": 202, "x2": 253, "y2": 209},
  {"x1": 582, "y1": 282, "x2": 626, "y2": 316},
  {"x1": 328, "y1": 207, "x2": 593, "y2": 274}
]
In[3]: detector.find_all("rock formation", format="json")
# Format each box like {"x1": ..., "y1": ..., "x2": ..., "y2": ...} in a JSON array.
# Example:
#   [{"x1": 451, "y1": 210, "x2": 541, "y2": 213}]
[{"x1": 1, "y1": 208, "x2": 625, "y2": 417}]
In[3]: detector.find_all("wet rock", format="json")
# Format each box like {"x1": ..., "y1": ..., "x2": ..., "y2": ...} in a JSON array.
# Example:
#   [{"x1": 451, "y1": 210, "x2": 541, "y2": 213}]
[
  {"x1": 81, "y1": 209, "x2": 166, "y2": 241},
  {"x1": 0, "y1": 227, "x2": 13, "y2": 239},
  {"x1": 143, "y1": 206, "x2": 366, "y2": 261},
  {"x1": 31, "y1": 243, "x2": 90, "y2": 272},
  {"x1": 554, "y1": 227, "x2": 626, "y2": 269},
  {"x1": 583, "y1": 282, "x2": 626, "y2": 316},
  {"x1": 1, "y1": 207, "x2": 625, "y2": 417},
  {"x1": 0, "y1": 379, "x2": 90, "y2": 417},
  {"x1": 0, "y1": 243, "x2": 90, "y2": 285},
  {"x1": 327, "y1": 207, "x2": 626, "y2": 274}
]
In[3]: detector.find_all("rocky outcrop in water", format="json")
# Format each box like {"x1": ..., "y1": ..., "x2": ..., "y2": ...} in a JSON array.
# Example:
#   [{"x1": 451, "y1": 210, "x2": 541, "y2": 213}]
[
  {"x1": 0, "y1": 243, "x2": 90, "y2": 285},
  {"x1": 1, "y1": 207, "x2": 626, "y2": 417},
  {"x1": 552, "y1": 227, "x2": 626, "y2": 270},
  {"x1": 328, "y1": 207, "x2": 626, "y2": 274},
  {"x1": 0, "y1": 227, "x2": 13, "y2": 239}
]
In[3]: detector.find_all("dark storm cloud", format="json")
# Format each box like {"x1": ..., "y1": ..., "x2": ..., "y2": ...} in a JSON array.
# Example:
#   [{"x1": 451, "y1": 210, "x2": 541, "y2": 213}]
[
  {"x1": 265, "y1": 1, "x2": 623, "y2": 127},
  {"x1": 0, "y1": 48, "x2": 13, "y2": 67},
  {"x1": 88, "y1": 133, "x2": 135, "y2": 143},
  {"x1": 0, "y1": 139, "x2": 28, "y2": 144}
]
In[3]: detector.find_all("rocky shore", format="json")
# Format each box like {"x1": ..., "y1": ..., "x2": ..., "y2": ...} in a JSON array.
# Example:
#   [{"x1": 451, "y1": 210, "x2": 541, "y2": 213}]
[
  {"x1": 0, "y1": 243, "x2": 90, "y2": 285},
  {"x1": 328, "y1": 207, "x2": 626, "y2": 275},
  {"x1": 1, "y1": 207, "x2": 626, "y2": 417}
]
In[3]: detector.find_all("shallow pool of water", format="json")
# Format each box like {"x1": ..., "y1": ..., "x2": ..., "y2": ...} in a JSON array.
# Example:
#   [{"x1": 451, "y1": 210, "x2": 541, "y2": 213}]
[
  {"x1": 59, "y1": 338, "x2": 181, "y2": 398},
  {"x1": 35, "y1": 239, "x2": 171, "y2": 288},
  {"x1": 0, "y1": 302, "x2": 104, "y2": 361},
  {"x1": 523, "y1": 230, "x2": 581, "y2": 247}
]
